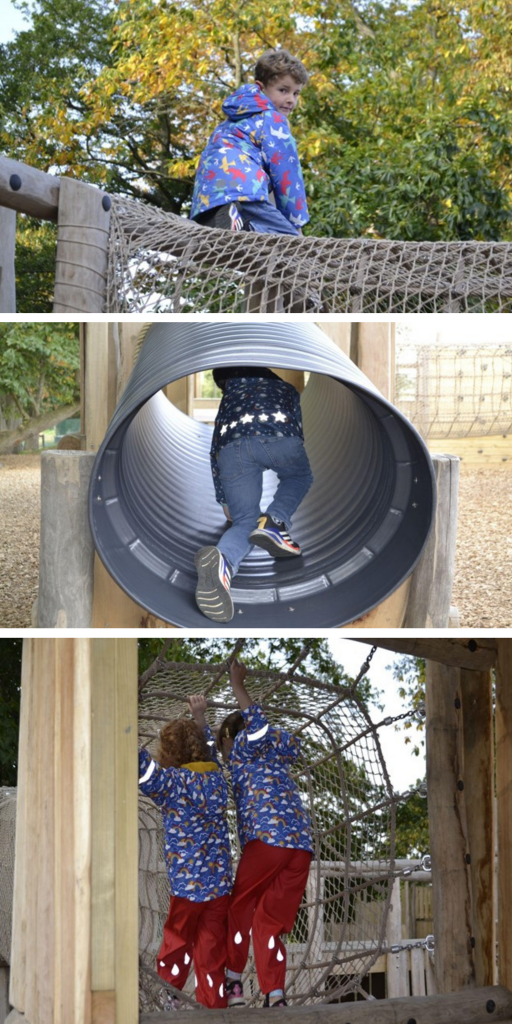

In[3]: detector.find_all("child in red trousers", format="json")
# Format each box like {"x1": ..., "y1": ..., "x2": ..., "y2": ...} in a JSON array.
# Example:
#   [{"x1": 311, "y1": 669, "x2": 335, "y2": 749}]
[
  {"x1": 139, "y1": 695, "x2": 233, "y2": 1009},
  {"x1": 217, "y1": 660, "x2": 313, "y2": 1008}
]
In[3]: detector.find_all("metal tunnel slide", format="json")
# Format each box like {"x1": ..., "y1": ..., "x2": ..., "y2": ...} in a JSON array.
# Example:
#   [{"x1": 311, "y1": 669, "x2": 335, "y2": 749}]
[{"x1": 89, "y1": 321, "x2": 436, "y2": 627}]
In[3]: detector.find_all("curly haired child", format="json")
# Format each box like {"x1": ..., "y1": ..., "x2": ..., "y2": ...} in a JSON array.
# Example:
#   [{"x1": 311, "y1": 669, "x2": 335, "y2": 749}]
[
  {"x1": 216, "y1": 660, "x2": 313, "y2": 1008},
  {"x1": 190, "y1": 49, "x2": 310, "y2": 236},
  {"x1": 138, "y1": 695, "x2": 233, "y2": 1009}
]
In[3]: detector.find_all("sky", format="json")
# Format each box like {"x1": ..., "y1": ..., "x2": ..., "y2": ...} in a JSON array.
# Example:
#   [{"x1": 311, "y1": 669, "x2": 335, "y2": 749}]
[
  {"x1": 328, "y1": 640, "x2": 426, "y2": 792},
  {"x1": 1, "y1": 1, "x2": 27, "y2": 42},
  {"x1": 396, "y1": 316, "x2": 512, "y2": 345}
]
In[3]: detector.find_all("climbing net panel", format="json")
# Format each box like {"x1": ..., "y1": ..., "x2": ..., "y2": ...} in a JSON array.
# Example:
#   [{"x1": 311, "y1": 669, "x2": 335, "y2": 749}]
[
  {"x1": 107, "y1": 195, "x2": 512, "y2": 313},
  {"x1": 138, "y1": 646, "x2": 406, "y2": 1011},
  {"x1": 0, "y1": 787, "x2": 16, "y2": 966}
]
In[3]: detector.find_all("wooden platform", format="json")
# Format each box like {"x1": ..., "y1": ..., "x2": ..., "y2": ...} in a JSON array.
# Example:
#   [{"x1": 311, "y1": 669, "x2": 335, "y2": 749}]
[{"x1": 140, "y1": 986, "x2": 512, "y2": 1024}]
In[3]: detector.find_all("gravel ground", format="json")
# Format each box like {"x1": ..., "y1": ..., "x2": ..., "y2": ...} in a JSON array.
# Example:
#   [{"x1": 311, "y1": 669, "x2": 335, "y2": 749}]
[{"x1": 0, "y1": 455, "x2": 511, "y2": 629}]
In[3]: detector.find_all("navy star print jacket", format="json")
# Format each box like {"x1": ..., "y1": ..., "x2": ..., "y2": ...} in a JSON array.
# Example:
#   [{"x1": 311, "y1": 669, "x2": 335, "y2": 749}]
[
  {"x1": 190, "y1": 83, "x2": 309, "y2": 228},
  {"x1": 210, "y1": 372, "x2": 305, "y2": 505}
]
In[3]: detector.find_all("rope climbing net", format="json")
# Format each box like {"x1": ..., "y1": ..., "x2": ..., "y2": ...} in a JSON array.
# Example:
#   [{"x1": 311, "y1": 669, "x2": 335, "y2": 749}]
[
  {"x1": 395, "y1": 341, "x2": 512, "y2": 439},
  {"x1": 0, "y1": 788, "x2": 16, "y2": 966},
  {"x1": 106, "y1": 196, "x2": 512, "y2": 313},
  {"x1": 138, "y1": 644, "x2": 431, "y2": 1012}
]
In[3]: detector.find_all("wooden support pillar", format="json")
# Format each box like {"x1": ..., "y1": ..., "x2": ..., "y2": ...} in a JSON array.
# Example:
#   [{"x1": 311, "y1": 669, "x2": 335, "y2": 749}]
[
  {"x1": 425, "y1": 661, "x2": 475, "y2": 992},
  {"x1": 460, "y1": 670, "x2": 496, "y2": 986},
  {"x1": 9, "y1": 639, "x2": 138, "y2": 1024},
  {"x1": 403, "y1": 454, "x2": 460, "y2": 628},
  {"x1": 355, "y1": 323, "x2": 396, "y2": 401},
  {"x1": 496, "y1": 639, "x2": 512, "y2": 988},
  {"x1": 53, "y1": 179, "x2": 111, "y2": 313},
  {"x1": 0, "y1": 208, "x2": 16, "y2": 312},
  {"x1": 317, "y1": 323, "x2": 355, "y2": 358},
  {"x1": 386, "y1": 878, "x2": 408, "y2": 997}
]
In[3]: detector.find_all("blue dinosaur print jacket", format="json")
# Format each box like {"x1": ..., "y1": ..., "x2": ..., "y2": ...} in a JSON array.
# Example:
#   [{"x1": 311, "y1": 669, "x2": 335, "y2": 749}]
[
  {"x1": 139, "y1": 745, "x2": 233, "y2": 901},
  {"x1": 190, "y1": 83, "x2": 309, "y2": 228},
  {"x1": 228, "y1": 704, "x2": 314, "y2": 854}
]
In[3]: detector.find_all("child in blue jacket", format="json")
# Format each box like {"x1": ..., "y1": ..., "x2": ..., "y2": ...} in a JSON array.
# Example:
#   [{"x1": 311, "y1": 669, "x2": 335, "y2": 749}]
[
  {"x1": 216, "y1": 660, "x2": 313, "y2": 1008},
  {"x1": 190, "y1": 49, "x2": 310, "y2": 236},
  {"x1": 139, "y1": 694, "x2": 233, "y2": 1009}
]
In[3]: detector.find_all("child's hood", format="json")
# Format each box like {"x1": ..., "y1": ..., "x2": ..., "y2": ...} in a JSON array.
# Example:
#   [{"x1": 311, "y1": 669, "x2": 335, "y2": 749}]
[{"x1": 222, "y1": 83, "x2": 274, "y2": 121}]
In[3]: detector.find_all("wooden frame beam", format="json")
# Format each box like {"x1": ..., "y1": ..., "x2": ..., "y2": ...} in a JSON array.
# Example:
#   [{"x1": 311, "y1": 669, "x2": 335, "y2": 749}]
[{"x1": 351, "y1": 639, "x2": 498, "y2": 671}]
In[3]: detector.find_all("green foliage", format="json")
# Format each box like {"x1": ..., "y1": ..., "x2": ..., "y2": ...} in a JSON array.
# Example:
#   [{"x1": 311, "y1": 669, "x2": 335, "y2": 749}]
[
  {"x1": 394, "y1": 787, "x2": 430, "y2": 858},
  {"x1": 392, "y1": 656, "x2": 426, "y2": 757},
  {"x1": 15, "y1": 217, "x2": 58, "y2": 313},
  {"x1": 0, "y1": 639, "x2": 22, "y2": 786},
  {"x1": 1, "y1": 0, "x2": 511, "y2": 241},
  {"x1": 0, "y1": 321, "x2": 80, "y2": 426}
]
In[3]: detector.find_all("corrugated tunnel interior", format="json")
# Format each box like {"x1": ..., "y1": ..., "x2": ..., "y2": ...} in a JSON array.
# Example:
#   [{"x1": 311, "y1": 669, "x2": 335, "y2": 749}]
[{"x1": 89, "y1": 322, "x2": 436, "y2": 627}]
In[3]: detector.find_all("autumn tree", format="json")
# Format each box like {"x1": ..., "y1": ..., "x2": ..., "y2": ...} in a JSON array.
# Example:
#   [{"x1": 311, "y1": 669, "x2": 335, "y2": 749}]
[{"x1": 1, "y1": 0, "x2": 511, "y2": 249}]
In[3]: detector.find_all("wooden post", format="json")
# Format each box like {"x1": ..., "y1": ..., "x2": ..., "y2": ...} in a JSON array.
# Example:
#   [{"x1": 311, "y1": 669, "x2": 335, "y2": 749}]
[
  {"x1": 0, "y1": 208, "x2": 16, "y2": 312},
  {"x1": 496, "y1": 639, "x2": 512, "y2": 989},
  {"x1": 386, "y1": 878, "x2": 409, "y2": 997},
  {"x1": 9, "y1": 639, "x2": 138, "y2": 1024},
  {"x1": 80, "y1": 322, "x2": 162, "y2": 627},
  {"x1": 403, "y1": 454, "x2": 460, "y2": 628},
  {"x1": 355, "y1": 323, "x2": 396, "y2": 401},
  {"x1": 53, "y1": 179, "x2": 111, "y2": 313},
  {"x1": 317, "y1": 323, "x2": 355, "y2": 358},
  {"x1": 425, "y1": 660, "x2": 475, "y2": 992},
  {"x1": 37, "y1": 451, "x2": 97, "y2": 627},
  {"x1": 460, "y1": 670, "x2": 496, "y2": 986},
  {"x1": 82, "y1": 323, "x2": 118, "y2": 451}
]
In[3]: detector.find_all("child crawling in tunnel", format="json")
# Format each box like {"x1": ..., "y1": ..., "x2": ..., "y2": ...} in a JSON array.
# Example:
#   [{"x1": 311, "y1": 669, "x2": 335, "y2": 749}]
[{"x1": 194, "y1": 366, "x2": 313, "y2": 623}]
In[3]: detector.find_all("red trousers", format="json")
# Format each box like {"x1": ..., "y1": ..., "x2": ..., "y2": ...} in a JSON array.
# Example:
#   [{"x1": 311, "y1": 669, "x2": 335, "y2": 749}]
[
  {"x1": 157, "y1": 893, "x2": 230, "y2": 1008},
  {"x1": 227, "y1": 839, "x2": 312, "y2": 994}
]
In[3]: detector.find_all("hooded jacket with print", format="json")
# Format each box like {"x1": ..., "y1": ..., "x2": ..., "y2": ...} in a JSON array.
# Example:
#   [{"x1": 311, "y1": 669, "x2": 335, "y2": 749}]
[
  {"x1": 190, "y1": 83, "x2": 309, "y2": 228},
  {"x1": 228, "y1": 704, "x2": 314, "y2": 854},
  {"x1": 138, "y1": 741, "x2": 233, "y2": 902}
]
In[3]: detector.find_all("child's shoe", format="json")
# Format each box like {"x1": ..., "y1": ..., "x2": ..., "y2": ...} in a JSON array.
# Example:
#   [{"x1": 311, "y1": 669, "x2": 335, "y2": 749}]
[
  {"x1": 194, "y1": 546, "x2": 234, "y2": 622},
  {"x1": 249, "y1": 514, "x2": 301, "y2": 558},
  {"x1": 264, "y1": 993, "x2": 287, "y2": 1007},
  {"x1": 226, "y1": 978, "x2": 246, "y2": 1007}
]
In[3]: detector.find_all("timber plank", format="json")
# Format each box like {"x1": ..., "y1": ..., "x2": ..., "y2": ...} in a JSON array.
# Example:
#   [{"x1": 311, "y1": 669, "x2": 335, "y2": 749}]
[
  {"x1": 140, "y1": 986, "x2": 512, "y2": 1024},
  {"x1": 351, "y1": 639, "x2": 497, "y2": 671}
]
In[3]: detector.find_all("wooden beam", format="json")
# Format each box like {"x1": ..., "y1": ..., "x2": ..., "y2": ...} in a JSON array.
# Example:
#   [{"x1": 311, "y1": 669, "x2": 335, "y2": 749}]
[
  {"x1": 496, "y1": 640, "x2": 512, "y2": 989},
  {"x1": 426, "y1": 661, "x2": 475, "y2": 992},
  {"x1": 139, "y1": 986, "x2": 512, "y2": 1024},
  {"x1": 0, "y1": 153, "x2": 60, "y2": 221},
  {"x1": 351, "y1": 639, "x2": 498, "y2": 671}
]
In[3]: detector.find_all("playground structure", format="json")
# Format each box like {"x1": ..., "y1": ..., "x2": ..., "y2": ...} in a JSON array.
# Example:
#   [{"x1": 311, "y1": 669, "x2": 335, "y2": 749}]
[
  {"x1": 35, "y1": 321, "x2": 461, "y2": 629},
  {"x1": 88, "y1": 321, "x2": 436, "y2": 628},
  {"x1": 1, "y1": 155, "x2": 512, "y2": 312},
  {"x1": 2, "y1": 636, "x2": 512, "y2": 1024}
]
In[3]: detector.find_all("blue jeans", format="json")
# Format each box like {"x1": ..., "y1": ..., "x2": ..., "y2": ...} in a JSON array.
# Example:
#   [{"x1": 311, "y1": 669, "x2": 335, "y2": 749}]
[
  {"x1": 216, "y1": 436, "x2": 313, "y2": 575},
  {"x1": 238, "y1": 200, "x2": 301, "y2": 236},
  {"x1": 194, "y1": 200, "x2": 300, "y2": 236}
]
